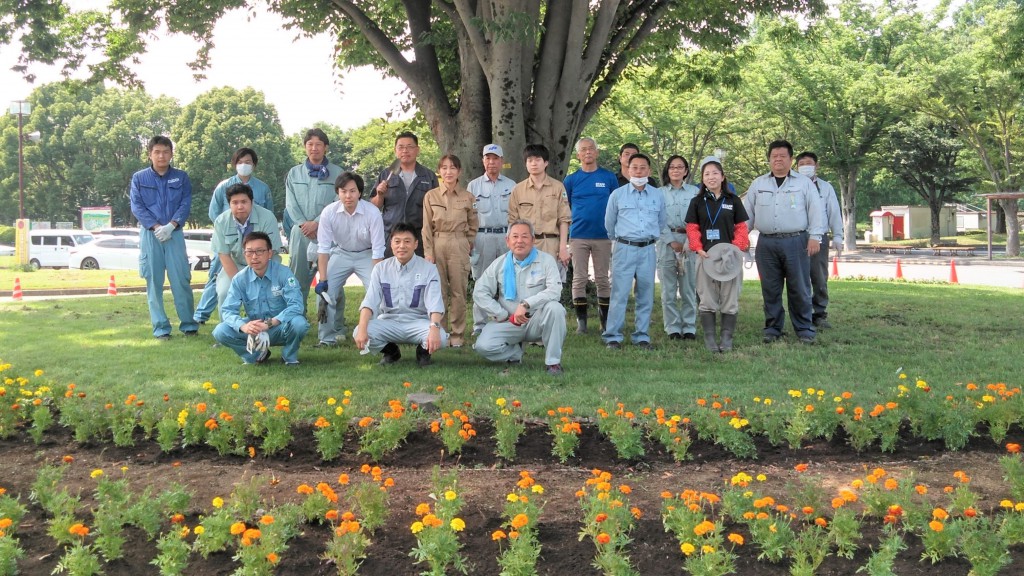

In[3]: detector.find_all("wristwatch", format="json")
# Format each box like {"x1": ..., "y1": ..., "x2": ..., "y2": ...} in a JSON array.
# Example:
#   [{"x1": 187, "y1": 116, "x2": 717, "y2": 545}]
[
  {"x1": 429, "y1": 322, "x2": 441, "y2": 329},
  {"x1": 521, "y1": 301, "x2": 530, "y2": 310}
]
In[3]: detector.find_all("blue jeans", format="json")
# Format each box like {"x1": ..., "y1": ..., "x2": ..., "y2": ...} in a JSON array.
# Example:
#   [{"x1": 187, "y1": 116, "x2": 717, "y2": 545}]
[
  {"x1": 139, "y1": 228, "x2": 197, "y2": 337},
  {"x1": 212, "y1": 317, "x2": 310, "y2": 364},
  {"x1": 603, "y1": 243, "x2": 656, "y2": 344},
  {"x1": 755, "y1": 234, "x2": 815, "y2": 339},
  {"x1": 193, "y1": 257, "x2": 222, "y2": 323}
]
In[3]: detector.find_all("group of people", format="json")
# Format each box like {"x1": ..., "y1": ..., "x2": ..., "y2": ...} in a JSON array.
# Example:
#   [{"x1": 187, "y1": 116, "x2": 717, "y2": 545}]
[{"x1": 128, "y1": 131, "x2": 843, "y2": 371}]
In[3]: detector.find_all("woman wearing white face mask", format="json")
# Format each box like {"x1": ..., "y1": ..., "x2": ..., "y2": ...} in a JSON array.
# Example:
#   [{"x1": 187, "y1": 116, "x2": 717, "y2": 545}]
[{"x1": 194, "y1": 147, "x2": 279, "y2": 324}]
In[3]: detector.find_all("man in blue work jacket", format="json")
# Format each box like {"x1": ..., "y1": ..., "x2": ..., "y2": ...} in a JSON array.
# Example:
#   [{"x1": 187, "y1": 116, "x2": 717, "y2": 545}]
[
  {"x1": 213, "y1": 232, "x2": 309, "y2": 365},
  {"x1": 129, "y1": 135, "x2": 198, "y2": 340}
]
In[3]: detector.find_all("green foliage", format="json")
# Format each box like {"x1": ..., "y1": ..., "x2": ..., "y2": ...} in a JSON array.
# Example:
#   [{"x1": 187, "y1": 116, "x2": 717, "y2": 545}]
[{"x1": 172, "y1": 87, "x2": 292, "y2": 224}]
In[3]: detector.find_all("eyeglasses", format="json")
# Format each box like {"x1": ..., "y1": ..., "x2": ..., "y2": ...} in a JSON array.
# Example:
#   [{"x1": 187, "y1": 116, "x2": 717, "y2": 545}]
[
  {"x1": 243, "y1": 249, "x2": 269, "y2": 257},
  {"x1": 396, "y1": 145, "x2": 418, "y2": 152}
]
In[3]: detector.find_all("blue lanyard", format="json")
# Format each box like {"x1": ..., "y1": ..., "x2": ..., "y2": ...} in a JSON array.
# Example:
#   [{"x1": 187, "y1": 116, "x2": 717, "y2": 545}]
[{"x1": 705, "y1": 195, "x2": 724, "y2": 228}]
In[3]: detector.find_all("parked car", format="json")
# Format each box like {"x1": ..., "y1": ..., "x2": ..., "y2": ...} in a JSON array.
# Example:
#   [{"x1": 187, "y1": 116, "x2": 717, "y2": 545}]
[
  {"x1": 0, "y1": 244, "x2": 14, "y2": 256},
  {"x1": 29, "y1": 229, "x2": 95, "y2": 269},
  {"x1": 69, "y1": 236, "x2": 211, "y2": 271}
]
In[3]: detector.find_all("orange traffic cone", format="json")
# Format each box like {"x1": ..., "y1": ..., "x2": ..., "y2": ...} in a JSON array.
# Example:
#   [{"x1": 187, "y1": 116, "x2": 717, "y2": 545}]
[
  {"x1": 831, "y1": 256, "x2": 839, "y2": 278},
  {"x1": 12, "y1": 277, "x2": 23, "y2": 301},
  {"x1": 107, "y1": 275, "x2": 118, "y2": 296},
  {"x1": 895, "y1": 259, "x2": 903, "y2": 280},
  {"x1": 949, "y1": 260, "x2": 959, "y2": 284}
]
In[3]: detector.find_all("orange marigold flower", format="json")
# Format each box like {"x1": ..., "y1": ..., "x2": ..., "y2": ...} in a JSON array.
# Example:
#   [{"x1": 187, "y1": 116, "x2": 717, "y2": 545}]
[
  {"x1": 794, "y1": 463, "x2": 809, "y2": 472},
  {"x1": 230, "y1": 522, "x2": 246, "y2": 535},
  {"x1": 297, "y1": 484, "x2": 314, "y2": 495},
  {"x1": 915, "y1": 485, "x2": 928, "y2": 495},
  {"x1": 596, "y1": 533, "x2": 611, "y2": 545},
  {"x1": 963, "y1": 507, "x2": 977, "y2": 518},
  {"x1": 325, "y1": 510, "x2": 339, "y2": 521},
  {"x1": 884, "y1": 478, "x2": 898, "y2": 491},
  {"x1": 815, "y1": 517, "x2": 828, "y2": 527},
  {"x1": 932, "y1": 508, "x2": 949, "y2": 520},
  {"x1": 802, "y1": 506, "x2": 815, "y2": 515},
  {"x1": 594, "y1": 513, "x2": 608, "y2": 523},
  {"x1": 416, "y1": 503, "x2": 431, "y2": 516},
  {"x1": 929, "y1": 520, "x2": 944, "y2": 532},
  {"x1": 170, "y1": 513, "x2": 185, "y2": 524},
  {"x1": 266, "y1": 552, "x2": 279, "y2": 564},
  {"x1": 62, "y1": 455, "x2": 74, "y2": 463},
  {"x1": 728, "y1": 533, "x2": 744, "y2": 545},
  {"x1": 619, "y1": 484, "x2": 632, "y2": 494},
  {"x1": 260, "y1": 515, "x2": 274, "y2": 525},
  {"x1": 1007, "y1": 443, "x2": 1021, "y2": 454},
  {"x1": 511, "y1": 514, "x2": 529, "y2": 529},
  {"x1": 68, "y1": 523, "x2": 89, "y2": 537},
  {"x1": 491, "y1": 530, "x2": 507, "y2": 541},
  {"x1": 630, "y1": 507, "x2": 643, "y2": 519},
  {"x1": 338, "y1": 474, "x2": 350, "y2": 485},
  {"x1": 242, "y1": 528, "x2": 261, "y2": 541}
]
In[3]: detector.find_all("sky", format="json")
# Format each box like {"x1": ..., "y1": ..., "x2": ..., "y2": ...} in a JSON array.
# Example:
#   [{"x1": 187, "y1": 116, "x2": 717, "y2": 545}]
[{"x1": 0, "y1": 6, "x2": 410, "y2": 135}]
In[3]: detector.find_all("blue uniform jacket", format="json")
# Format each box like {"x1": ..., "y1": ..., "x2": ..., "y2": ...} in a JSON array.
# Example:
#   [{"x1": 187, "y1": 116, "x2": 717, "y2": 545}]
[
  {"x1": 130, "y1": 166, "x2": 192, "y2": 229},
  {"x1": 221, "y1": 260, "x2": 304, "y2": 331},
  {"x1": 208, "y1": 175, "x2": 274, "y2": 221}
]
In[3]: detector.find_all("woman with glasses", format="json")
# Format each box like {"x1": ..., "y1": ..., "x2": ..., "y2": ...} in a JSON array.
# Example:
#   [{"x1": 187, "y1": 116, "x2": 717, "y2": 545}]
[{"x1": 657, "y1": 155, "x2": 700, "y2": 340}]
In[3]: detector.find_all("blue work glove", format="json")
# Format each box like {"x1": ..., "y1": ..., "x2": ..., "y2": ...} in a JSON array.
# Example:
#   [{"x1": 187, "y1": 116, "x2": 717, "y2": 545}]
[{"x1": 314, "y1": 280, "x2": 329, "y2": 295}]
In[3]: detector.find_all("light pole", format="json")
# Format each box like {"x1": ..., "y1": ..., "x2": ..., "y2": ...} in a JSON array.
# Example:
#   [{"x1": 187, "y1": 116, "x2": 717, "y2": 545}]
[{"x1": 9, "y1": 101, "x2": 40, "y2": 220}]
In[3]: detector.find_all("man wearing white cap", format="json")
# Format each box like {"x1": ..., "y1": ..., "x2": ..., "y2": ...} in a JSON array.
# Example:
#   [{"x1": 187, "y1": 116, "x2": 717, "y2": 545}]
[{"x1": 467, "y1": 143, "x2": 516, "y2": 336}]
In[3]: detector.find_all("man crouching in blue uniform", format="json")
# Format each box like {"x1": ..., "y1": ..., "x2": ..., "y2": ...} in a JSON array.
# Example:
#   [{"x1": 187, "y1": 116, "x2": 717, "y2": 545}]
[
  {"x1": 213, "y1": 232, "x2": 310, "y2": 365},
  {"x1": 129, "y1": 135, "x2": 198, "y2": 339}
]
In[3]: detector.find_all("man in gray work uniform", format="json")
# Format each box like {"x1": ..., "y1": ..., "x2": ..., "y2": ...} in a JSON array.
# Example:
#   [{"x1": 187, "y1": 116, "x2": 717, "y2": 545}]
[
  {"x1": 743, "y1": 140, "x2": 825, "y2": 344},
  {"x1": 467, "y1": 143, "x2": 515, "y2": 336},
  {"x1": 795, "y1": 151, "x2": 844, "y2": 330}
]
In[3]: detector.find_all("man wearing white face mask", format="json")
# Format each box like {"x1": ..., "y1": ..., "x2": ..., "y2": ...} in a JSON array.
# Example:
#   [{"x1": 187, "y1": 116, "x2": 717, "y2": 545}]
[
  {"x1": 195, "y1": 147, "x2": 276, "y2": 324},
  {"x1": 795, "y1": 151, "x2": 843, "y2": 330}
]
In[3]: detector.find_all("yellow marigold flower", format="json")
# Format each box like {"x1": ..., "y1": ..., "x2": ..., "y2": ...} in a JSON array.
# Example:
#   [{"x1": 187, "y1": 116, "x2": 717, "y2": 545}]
[
  {"x1": 231, "y1": 383, "x2": 239, "y2": 389},
  {"x1": 496, "y1": 397, "x2": 506, "y2": 407},
  {"x1": 532, "y1": 484, "x2": 544, "y2": 494},
  {"x1": 450, "y1": 518, "x2": 466, "y2": 532},
  {"x1": 34, "y1": 369, "x2": 44, "y2": 377},
  {"x1": 179, "y1": 526, "x2": 190, "y2": 537},
  {"x1": 212, "y1": 497, "x2": 224, "y2": 508},
  {"x1": 756, "y1": 474, "x2": 767, "y2": 482},
  {"x1": 1000, "y1": 500, "x2": 1013, "y2": 508},
  {"x1": 90, "y1": 469, "x2": 103, "y2": 479},
  {"x1": 327, "y1": 397, "x2": 336, "y2": 405},
  {"x1": 681, "y1": 542, "x2": 696, "y2": 556},
  {"x1": 702, "y1": 545, "x2": 715, "y2": 554},
  {"x1": 193, "y1": 526, "x2": 205, "y2": 535},
  {"x1": 410, "y1": 521, "x2": 424, "y2": 534},
  {"x1": 444, "y1": 490, "x2": 457, "y2": 501},
  {"x1": 1015, "y1": 503, "x2": 1024, "y2": 512}
]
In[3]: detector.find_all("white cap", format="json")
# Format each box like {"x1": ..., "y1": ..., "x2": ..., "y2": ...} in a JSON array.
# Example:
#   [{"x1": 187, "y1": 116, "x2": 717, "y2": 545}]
[
  {"x1": 482, "y1": 143, "x2": 504, "y2": 157},
  {"x1": 699, "y1": 155, "x2": 722, "y2": 172}
]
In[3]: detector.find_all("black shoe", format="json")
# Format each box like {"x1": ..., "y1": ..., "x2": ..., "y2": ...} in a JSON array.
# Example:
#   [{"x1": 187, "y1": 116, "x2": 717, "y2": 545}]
[
  {"x1": 634, "y1": 341, "x2": 653, "y2": 350},
  {"x1": 763, "y1": 334, "x2": 781, "y2": 344},
  {"x1": 682, "y1": 333, "x2": 696, "y2": 341},
  {"x1": 606, "y1": 341, "x2": 622, "y2": 350},
  {"x1": 416, "y1": 345, "x2": 432, "y2": 367},
  {"x1": 379, "y1": 343, "x2": 401, "y2": 366},
  {"x1": 282, "y1": 359, "x2": 300, "y2": 367},
  {"x1": 155, "y1": 334, "x2": 171, "y2": 341},
  {"x1": 182, "y1": 330, "x2": 198, "y2": 337},
  {"x1": 799, "y1": 336, "x2": 816, "y2": 345},
  {"x1": 255, "y1": 350, "x2": 272, "y2": 364},
  {"x1": 814, "y1": 318, "x2": 833, "y2": 330},
  {"x1": 668, "y1": 332, "x2": 682, "y2": 340}
]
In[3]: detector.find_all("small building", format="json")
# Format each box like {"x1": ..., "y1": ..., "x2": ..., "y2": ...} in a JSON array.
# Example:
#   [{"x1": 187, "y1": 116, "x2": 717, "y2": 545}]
[
  {"x1": 954, "y1": 203, "x2": 987, "y2": 232},
  {"x1": 870, "y1": 205, "x2": 956, "y2": 241}
]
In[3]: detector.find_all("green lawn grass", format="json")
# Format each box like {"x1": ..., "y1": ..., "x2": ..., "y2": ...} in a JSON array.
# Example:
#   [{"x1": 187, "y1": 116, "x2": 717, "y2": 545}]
[
  {"x1": 0, "y1": 259, "x2": 209, "y2": 290},
  {"x1": 1, "y1": 280, "x2": 1020, "y2": 418}
]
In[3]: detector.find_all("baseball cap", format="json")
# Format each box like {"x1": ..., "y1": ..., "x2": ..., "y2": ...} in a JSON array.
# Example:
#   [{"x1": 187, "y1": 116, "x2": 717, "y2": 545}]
[{"x1": 482, "y1": 143, "x2": 504, "y2": 157}]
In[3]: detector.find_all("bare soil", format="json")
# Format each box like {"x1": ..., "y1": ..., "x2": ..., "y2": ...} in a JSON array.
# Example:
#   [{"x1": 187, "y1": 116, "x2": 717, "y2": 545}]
[{"x1": 3, "y1": 421, "x2": 1022, "y2": 575}]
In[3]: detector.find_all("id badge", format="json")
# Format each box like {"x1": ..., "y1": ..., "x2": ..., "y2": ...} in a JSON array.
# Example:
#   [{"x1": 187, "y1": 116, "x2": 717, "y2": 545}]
[{"x1": 706, "y1": 229, "x2": 721, "y2": 241}]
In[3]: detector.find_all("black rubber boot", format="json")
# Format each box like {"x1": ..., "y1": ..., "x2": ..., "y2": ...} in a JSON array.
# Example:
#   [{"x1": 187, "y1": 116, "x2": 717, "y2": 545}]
[
  {"x1": 573, "y1": 299, "x2": 588, "y2": 334},
  {"x1": 720, "y1": 314, "x2": 737, "y2": 352},
  {"x1": 415, "y1": 345, "x2": 432, "y2": 367},
  {"x1": 379, "y1": 342, "x2": 401, "y2": 365},
  {"x1": 598, "y1": 297, "x2": 610, "y2": 332},
  {"x1": 700, "y1": 311, "x2": 719, "y2": 353}
]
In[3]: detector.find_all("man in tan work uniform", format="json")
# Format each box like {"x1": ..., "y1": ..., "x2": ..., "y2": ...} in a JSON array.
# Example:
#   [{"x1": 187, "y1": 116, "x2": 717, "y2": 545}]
[
  {"x1": 422, "y1": 154, "x2": 479, "y2": 347},
  {"x1": 507, "y1": 143, "x2": 571, "y2": 280}
]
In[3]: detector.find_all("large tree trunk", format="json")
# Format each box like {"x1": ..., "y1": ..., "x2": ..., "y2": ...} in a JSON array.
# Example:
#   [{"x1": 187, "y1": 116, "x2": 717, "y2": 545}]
[
  {"x1": 839, "y1": 165, "x2": 858, "y2": 250},
  {"x1": 999, "y1": 198, "x2": 1020, "y2": 256},
  {"x1": 929, "y1": 197, "x2": 942, "y2": 246}
]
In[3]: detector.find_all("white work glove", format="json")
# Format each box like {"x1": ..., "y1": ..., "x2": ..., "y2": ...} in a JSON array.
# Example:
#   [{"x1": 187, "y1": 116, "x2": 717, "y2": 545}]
[
  {"x1": 154, "y1": 223, "x2": 174, "y2": 242},
  {"x1": 246, "y1": 331, "x2": 271, "y2": 356}
]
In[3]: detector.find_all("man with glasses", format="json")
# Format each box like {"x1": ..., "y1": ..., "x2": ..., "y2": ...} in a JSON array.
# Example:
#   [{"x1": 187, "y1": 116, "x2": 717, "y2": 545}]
[
  {"x1": 213, "y1": 232, "x2": 309, "y2": 365},
  {"x1": 370, "y1": 131, "x2": 439, "y2": 256}
]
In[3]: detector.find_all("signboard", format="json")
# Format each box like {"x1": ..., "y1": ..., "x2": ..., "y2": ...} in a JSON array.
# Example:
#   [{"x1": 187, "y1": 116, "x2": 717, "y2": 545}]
[
  {"x1": 14, "y1": 219, "x2": 29, "y2": 265},
  {"x1": 81, "y1": 207, "x2": 112, "y2": 231}
]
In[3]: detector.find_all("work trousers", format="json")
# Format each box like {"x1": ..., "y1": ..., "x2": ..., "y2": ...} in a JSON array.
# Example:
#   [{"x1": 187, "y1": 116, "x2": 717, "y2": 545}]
[
  {"x1": 755, "y1": 233, "x2": 815, "y2": 339},
  {"x1": 474, "y1": 301, "x2": 566, "y2": 366},
  {"x1": 213, "y1": 316, "x2": 310, "y2": 364},
  {"x1": 657, "y1": 243, "x2": 697, "y2": 335},
  {"x1": 319, "y1": 248, "x2": 373, "y2": 343},
  {"x1": 570, "y1": 238, "x2": 611, "y2": 300},
  {"x1": 603, "y1": 242, "x2": 656, "y2": 345},
  {"x1": 138, "y1": 227, "x2": 197, "y2": 337},
  {"x1": 432, "y1": 233, "x2": 471, "y2": 343},
  {"x1": 809, "y1": 234, "x2": 831, "y2": 321}
]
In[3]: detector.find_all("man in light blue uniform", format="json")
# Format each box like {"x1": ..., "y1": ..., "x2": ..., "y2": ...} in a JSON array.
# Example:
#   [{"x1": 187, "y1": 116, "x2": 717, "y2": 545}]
[
  {"x1": 129, "y1": 135, "x2": 198, "y2": 340},
  {"x1": 603, "y1": 153, "x2": 667, "y2": 349},
  {"x1": 195, "y1": 147, "x2": 275, "y2": 324},
  {"x1": 314, "y1": 172, "x2": 386, "y2": 346},
  {"x1": 467, "y1": 143, "x2": 515, "y2": 336},
  {"x1": 743, "y1": 140, "x2": 825, "y2": 344},
  {"x1": 213, "y1": 232, "x2": 309, "y2": 365},
  {"x1": 658, "y1": 155, "x2": 700, "y2": 340},
  {"x1": 353, "y1": 223, "x2": 448, "y2": 367},
  {"x1": 210, "y1": 183, "x2": 282, "y2": 310},
  {"x1": 473, "y1": 220, "x2": 566, "y2": 375},
  {"x1": 795, "y1": 151, "x2": 844, "y2": 330},
  {"x1": 285, "y1": 128, "x2": 344, "y2": 312}
]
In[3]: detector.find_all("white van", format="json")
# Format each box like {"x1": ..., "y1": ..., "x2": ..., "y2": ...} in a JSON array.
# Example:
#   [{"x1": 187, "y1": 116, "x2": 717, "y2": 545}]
[{"x1": 29, "y1": 229, "x2": 95, "y2": 269}]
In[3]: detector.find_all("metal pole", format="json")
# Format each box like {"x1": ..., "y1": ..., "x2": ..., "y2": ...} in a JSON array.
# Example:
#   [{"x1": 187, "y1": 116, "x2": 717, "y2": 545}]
[
  {"x1": 986, "y1": 197, "x2": 992, "y2": 261},
  {"x1": 17, "y1": 102, "x2": 24, "y2": 220}
]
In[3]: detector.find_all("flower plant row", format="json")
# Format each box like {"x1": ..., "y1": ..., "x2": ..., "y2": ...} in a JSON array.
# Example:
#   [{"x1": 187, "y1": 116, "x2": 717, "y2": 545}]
[
  {"x1": 4, "y1": 455, "x2": 1024, "y2": 575},
  {"x1": 1, "y1": 361, "x2": 1020, "y2": 464}
]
